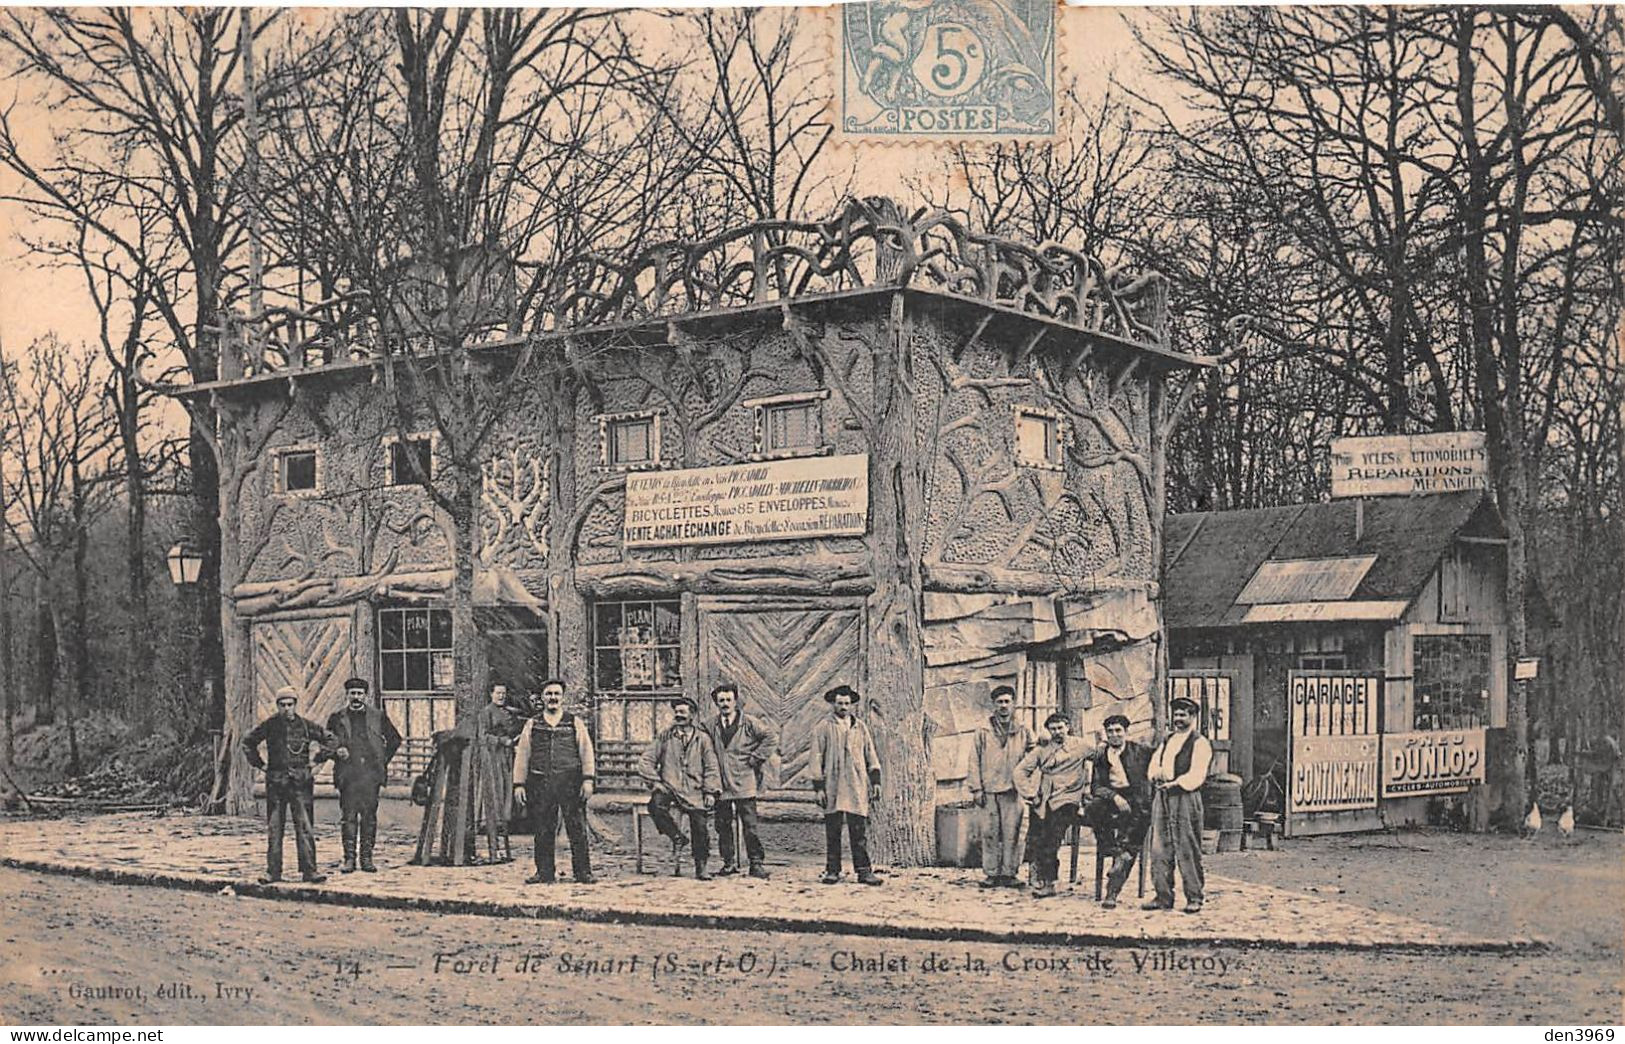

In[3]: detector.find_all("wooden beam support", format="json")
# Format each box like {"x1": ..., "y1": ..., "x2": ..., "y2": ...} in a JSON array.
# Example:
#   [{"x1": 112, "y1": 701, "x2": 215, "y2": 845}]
[{"x1": 575, "y1": 554, "x2": 874, "y2": 597}]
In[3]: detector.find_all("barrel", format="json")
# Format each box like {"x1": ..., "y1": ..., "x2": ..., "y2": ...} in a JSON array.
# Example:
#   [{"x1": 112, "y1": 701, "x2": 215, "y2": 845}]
[
  {"x1": 1203, "y1": 773, "x2": 1245, "y2": 853},
  {"x1": 936, "y1": 804, "x2": 981, "y2": 868}
]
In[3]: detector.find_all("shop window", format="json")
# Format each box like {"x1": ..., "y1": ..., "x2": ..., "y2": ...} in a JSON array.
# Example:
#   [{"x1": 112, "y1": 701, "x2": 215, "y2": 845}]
[
  {"x1": 377, "y1": 605, "x2": 456, "y2": 782},
  {"x1": 386, "y1": 433, "x2": 435, "y2": 485},
  {"x1": 1412, "y1": 633, "x2": 1491, "y2": 730},
  {"x1": 1014, "y1": 406, "x2": 1064, "y2": 470},
  {"x1": 276, "y1": 447, "x2": 319, "y2": 495},
  {"x1": 598, "y1": 411, "x2": 660, "y2": 469},
  {"x1": 592, "y1": 599, "x2": 682, "y2": 696},
  {"x1": 746, "y1": 391, "x2": 829, "y2": 458}
]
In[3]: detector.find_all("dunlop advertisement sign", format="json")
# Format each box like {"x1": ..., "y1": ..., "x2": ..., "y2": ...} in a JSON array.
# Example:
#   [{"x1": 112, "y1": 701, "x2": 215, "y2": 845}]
[
  {"x1": 624, "y1": 454, "x2": 869, "y2": 548},
  {"x1": 1290, "y1": 735, "x2": 1380, "y2": 814},
  {"x1": 1381, "y1": 729, "x2": 1487, "y2": 796}
]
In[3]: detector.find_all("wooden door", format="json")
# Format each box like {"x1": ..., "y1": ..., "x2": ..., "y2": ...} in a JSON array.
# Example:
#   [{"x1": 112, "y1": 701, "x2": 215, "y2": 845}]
[
  {"x1": 698, "y1": 599, "x2": 864, "y2": 795},
  {"x1": 251, "y1": 613, "x2": 355, "y2": 782}
]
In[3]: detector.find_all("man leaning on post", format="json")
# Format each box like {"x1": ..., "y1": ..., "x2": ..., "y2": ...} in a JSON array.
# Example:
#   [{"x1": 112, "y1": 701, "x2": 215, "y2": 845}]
[
  {"x1": 968, "y1": 683, "x2": 1034, "y2": 889},
  {"x1": 242, "y1": 686, "x2": 340, "y2": 884},
  {"x1": 1144, "y1": 695, "x2": 1213, "y2": 914}
]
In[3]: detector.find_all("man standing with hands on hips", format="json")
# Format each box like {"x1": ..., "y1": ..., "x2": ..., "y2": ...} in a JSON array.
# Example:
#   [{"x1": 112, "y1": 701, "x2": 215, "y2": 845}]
[{"x1": 1144, "y1": 695, "x2": 1213, "y2": 914}]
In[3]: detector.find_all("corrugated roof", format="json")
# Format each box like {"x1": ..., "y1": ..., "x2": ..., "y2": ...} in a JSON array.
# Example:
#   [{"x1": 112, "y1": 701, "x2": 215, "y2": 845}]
[{"x1": 1164, "y1": 491, "x2": 1502, "y2": 630}]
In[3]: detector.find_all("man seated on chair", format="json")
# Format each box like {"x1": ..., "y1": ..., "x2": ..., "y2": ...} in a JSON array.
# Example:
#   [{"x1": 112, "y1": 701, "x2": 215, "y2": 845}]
[
  {"x1": 638, "y1": 695, "x2": 722, "y2": 880},
  {"x1": 1082, "y1": 713, "x2": 1152, "y2": 909},
  {"x1": 1014, "y1": 712, "x2": 1090, "y2": 900}
]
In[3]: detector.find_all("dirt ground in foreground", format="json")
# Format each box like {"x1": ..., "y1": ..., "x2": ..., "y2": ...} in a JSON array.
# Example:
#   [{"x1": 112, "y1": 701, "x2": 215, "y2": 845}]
[{"x1": 1, "y1": 827, "x2": 1621, "y2": 1026}]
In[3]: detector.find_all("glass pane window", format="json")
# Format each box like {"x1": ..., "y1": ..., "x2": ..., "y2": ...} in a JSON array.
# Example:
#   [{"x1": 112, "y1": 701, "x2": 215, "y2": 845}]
[
  {"x1": 765, "y1": 401, "x2": 820, "y2": 452},
  {"x1": 592, "y1": 598, "x2": 682, "y2": 696},
  {"x1": 389, "y1": 437, "x2": 433, "y2": 485},
  {"x1": 1412, "y1": 634, "x2": 1491, "y2": 730},
  {"x1": 610, "y1": 417, "x2": 653, "y2": 466},
  {"x1": 1015, "y1": 409, "x2": 1062, "y2": 468},
  {"x1": 378, "y1": 607, "x2": 454, "y2": 695},
  {"x1": 282, "y1": 450, "x2": 317, "y2": 492}
]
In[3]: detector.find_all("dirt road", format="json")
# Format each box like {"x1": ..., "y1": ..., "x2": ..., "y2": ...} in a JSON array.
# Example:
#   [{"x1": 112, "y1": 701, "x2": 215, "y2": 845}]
[{"x1": 1, "y1": 858, "x2": 1618, "y2": 1025}]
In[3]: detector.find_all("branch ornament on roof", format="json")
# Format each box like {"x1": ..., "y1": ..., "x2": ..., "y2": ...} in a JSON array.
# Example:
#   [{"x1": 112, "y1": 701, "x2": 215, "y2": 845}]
[{"x1": 213, "y1": 197, "x2": 1173, "y2": 380}]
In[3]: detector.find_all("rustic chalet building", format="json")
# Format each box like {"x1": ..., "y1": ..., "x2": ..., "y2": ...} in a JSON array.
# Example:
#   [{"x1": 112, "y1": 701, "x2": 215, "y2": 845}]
[{"x1": 187, "y1": 200, "x2": 1208, "y2": 853}]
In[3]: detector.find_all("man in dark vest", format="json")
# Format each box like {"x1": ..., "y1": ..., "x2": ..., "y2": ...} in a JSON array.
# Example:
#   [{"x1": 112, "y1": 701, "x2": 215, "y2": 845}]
[
  {"x1": 1144, "y1": 695, "x2": 1214, "y2": 914},
  {"x1": 511, "y1": 679, "x2": 597, "y2": 884},
  {"x1": 703, "y1": 683, "x2": 778, "y2": 879},
  {"x1": 1083, "y1": 713, "x2": 1152, "y2": 908},
  {"x1": 322, "y1": 678, "x2": 402, "y2": 873},
  {"x1": 243, "y1": 687, "x2": 340, "y2": 884}
]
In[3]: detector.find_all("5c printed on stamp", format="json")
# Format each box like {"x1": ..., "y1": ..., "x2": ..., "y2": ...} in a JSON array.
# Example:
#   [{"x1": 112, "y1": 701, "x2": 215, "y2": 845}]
[{"x1": 838, "y1": 0, "x2": 1056, "y2": 140}]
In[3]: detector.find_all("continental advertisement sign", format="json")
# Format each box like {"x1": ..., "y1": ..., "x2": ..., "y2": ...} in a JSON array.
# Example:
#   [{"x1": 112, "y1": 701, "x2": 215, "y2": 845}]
[
  {"x1": 1381, "y1": 729, "x2": 1486, "y2": 796},
  {"x1": 1289, "y1": 735, "x2": 1380, "y2": 815},
  {"x1": 623, "y1": 454, "x2": 869, "y2": 548}
]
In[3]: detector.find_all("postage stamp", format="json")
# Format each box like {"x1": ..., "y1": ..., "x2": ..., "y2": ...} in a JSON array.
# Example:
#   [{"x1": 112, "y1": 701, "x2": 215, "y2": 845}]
[{"x1": 837, "y1": 0, "x2": 1057, "y2": 140}]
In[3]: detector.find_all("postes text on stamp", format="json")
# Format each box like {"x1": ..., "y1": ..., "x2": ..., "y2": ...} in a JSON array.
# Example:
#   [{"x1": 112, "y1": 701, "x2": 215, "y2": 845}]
[{"x1": 838, "y1": 0, "x2": 1056, "y2": 140}]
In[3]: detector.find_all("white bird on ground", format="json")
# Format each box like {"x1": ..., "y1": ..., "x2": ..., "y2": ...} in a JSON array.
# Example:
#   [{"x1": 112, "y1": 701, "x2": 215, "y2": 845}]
[
  {"x1": 1558, "y1": 805, "x2": 1575, "y2": 838},
  {"x1": 1522, "y1": 803, "x2": 1542, "y2": 838}
]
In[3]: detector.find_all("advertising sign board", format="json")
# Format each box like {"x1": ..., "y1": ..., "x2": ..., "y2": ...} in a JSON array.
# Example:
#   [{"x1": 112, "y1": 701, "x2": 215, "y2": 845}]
[
  {"x1": 1330, "y1": 432, "x2": 1488, "y2": 498},
  {"x1": 1289, "y1": 735, "x2": 1381, "y2": 815},
  {"x1": 1381, "y1": 729, "x2": 1487, "y2": 796},
  {"x1": 623, "y1": 454, "x2": 869, "y2": 548}
]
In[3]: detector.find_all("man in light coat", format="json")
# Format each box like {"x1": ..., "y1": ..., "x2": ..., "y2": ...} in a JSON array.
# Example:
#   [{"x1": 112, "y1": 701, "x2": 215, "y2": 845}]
[
  {"x1": 511, "y1": 679, "x2": 597, "y2": 885},
  {"x1": 809, "y1": 684, "x2": 883, "y2": 886},
  {"x1": 1144, "y1": 695, "x2": 1213, "y2": 914},
  {"x1": 639, "y1": 695, "x2": 722, "y2": 880},
  {"x1": 321, "y1": 677, "x2": 401, "y2": 873},
  {"x1": 1014, "y1": 712, "x2": 1090, "y2": 899},
  {"x1": 967, "y1": 684, "x2": 1034, "y2": 889},
  {"x1": 703, "y1": 682, "x2": 779, "y2": 879}
]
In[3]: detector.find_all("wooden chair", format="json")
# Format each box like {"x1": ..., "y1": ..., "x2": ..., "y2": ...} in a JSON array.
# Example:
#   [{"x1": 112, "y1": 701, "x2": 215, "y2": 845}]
[{"x1": 1090, "y1": 829, "x2": 1149, "y2": 901}]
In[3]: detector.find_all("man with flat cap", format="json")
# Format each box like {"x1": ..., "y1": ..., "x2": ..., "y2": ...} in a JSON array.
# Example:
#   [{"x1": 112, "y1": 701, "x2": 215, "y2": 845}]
[
  {"x1": 1014, "y1": 712, "x2": 1091, "y2": 899},
  {"x1": 703, "y1": 682, "x2": 779, "y2": 879},
  {"x1": 1083, "y1": 713, "x2": 1152, "y2": 908},
  {"x1": 322, "y1": 678, "x2": 401, "y2": 873},
  {"x1": 968, "y1": 683, "x2": 1034, "y2": 889},
  {"x1": 810, "y1": 684, "x2": 883, "y2": 886},
  {"x1": 640, "y1": 694, "x2": 722, "y2": 879},
  {"x1": 511, "y1": 679, "x2": 598, "y2": 884},
  {"x1": 243, "y1": 687, "x2": 340, "y2": 884},
  {"x1": 1144, "y1": 695, "x2": 1213, "y2": 913}
]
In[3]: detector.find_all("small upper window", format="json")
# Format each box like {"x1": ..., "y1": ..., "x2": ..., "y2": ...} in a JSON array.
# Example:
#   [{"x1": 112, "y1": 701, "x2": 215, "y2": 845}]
[
  {"x1": 746, "y1": 391, "x2": 829, "y2": 458},
  {"x1": 388, "y1": 435, "x2": 434, "y2": 485},
  {"x1": 275, "y1": 447, "x2": 319, "y2": 495},
  {"x1": 1014, "y1": 407, "x2": 1064, "y2": 469},
  {"x1": 599, "y1": 411, "x2": 660, "y2": 469}
]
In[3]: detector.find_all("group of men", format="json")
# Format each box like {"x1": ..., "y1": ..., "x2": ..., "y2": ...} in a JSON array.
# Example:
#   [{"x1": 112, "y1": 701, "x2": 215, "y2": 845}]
[
  {"x1": 242, "y1": 673, "x2": 1212, "y2": 913},
  {"x1": 969, "y1": 686, "x2": 1213, "y2": 912},
  {"x1": 241, "y1": 678, "x2": 401, "y2": 884}
]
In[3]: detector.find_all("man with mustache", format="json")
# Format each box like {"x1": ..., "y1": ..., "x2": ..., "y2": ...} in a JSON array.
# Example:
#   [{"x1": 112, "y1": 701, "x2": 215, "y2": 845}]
[
  {"x1": 1144, "y1": 695, "x2": 1213, "y2": 914},
  {"x1": 511, "y1": 679, "x2": 597, "y2": 884},
  {"x1": 639, "y1": 695, "x2": 722, "y2": 880},
  {"x1": 243, "y1": 687, "x2": 340, "y2": 884},
  {"x1": 322, "y1": 677, "x2": 402, "y2": 873}
]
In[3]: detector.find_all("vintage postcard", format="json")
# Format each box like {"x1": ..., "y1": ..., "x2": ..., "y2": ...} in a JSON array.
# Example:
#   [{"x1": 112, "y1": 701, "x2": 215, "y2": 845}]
[{"x1": 0, "y1": 1, "x2": 1619, "y2": 1031}]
